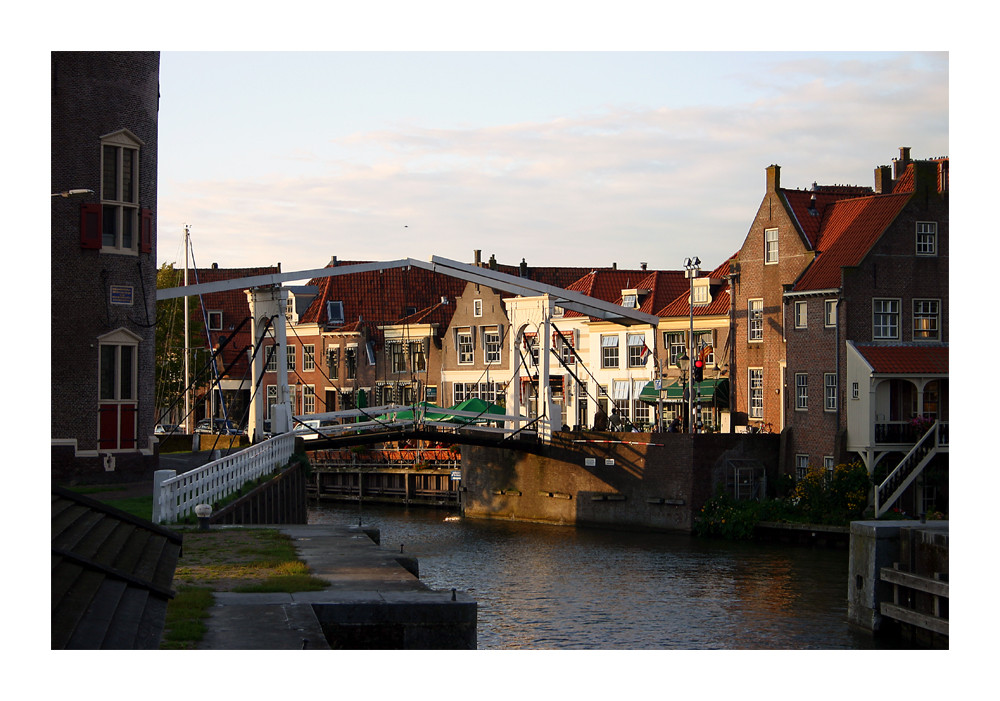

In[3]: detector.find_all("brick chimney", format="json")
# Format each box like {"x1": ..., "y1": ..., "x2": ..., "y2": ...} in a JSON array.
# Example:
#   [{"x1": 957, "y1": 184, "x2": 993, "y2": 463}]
[
  {"x1": 893, "y1": 146, "x2": 912, "y2": 179},
  {"x1": 766, "y1": 164, "x2": 781, "y2": 192},
  {"x1": 874, "y1": 165, "x2": 893, "y2": 194}
]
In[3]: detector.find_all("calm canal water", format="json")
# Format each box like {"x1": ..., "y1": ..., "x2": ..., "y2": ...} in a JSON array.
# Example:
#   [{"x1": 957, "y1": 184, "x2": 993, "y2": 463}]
[{"x1": 308, "y1": 501, "x2": 886, "y2": 650}]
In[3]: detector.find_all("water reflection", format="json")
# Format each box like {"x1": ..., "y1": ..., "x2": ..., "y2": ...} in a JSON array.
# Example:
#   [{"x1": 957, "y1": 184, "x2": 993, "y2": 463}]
[{"x1": 308, "y1": 503, "x2": 882, "y2": 650}]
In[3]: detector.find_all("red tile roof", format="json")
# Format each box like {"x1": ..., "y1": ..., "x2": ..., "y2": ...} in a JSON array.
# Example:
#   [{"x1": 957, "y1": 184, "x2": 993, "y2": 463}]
[
  {"x1": 655, "y1": 255, "x2": 736, "y2": 318},
  {"x1": 781, "y1": 187, "x2": 873, "y2": 248},
  {"x1": 561, "y1": 269, "x2": 676, "y2": 319},
  {"x1": 855, "y1": 345, "x2": 949, "y2": 374},
  {"x1": 792, "y1": 193, "x2": 911, "y2": 291}
]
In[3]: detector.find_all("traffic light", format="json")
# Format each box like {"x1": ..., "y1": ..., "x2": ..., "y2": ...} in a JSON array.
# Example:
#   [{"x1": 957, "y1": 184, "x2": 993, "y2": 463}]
[{"x1": 692, "y1": 358, "x2": 705, "y2": 383}]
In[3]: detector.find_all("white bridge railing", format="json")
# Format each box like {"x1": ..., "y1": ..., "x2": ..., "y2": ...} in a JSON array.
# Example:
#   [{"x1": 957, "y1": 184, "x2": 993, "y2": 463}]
[{"x1": 153, "y1": 432, "x2": 296, "y2": 525}]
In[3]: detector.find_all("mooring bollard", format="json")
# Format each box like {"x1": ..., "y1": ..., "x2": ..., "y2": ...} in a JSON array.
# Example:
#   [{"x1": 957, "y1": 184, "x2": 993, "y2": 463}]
[{"x1": 195, "y1": 503, "x2": 213, "y2": 531}]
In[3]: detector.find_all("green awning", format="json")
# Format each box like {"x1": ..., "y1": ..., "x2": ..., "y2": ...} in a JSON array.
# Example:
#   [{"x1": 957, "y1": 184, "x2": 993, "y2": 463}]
[{"x1": 639, "y1": 378, "x2": 728, "y2": 405}]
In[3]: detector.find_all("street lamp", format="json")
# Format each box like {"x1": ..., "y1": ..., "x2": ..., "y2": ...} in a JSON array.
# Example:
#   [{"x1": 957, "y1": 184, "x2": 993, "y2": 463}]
[
  {"x1": 684, "y1": 256, "x2": 701, "y2": 433},
  {"x1": 51, "y1": 189, "x2": 94, "y2": 197},
  {"x1": 677, "y1": 352, "x2": 689, "y2": 432}
]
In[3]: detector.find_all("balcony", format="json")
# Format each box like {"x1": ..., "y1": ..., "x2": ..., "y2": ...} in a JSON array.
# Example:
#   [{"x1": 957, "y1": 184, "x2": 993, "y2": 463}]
[{"x1": 874, "y1": 420, "x2": 949, "y2": 448}]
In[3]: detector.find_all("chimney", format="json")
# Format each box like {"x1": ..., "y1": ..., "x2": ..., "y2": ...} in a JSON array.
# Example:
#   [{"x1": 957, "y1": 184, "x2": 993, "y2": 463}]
[
  {"x1": 612, "y1": 262, "x2": 617, "y2": 270},
  {"x1": 212, "y1": 262, "x2": 219, "y2": 269},
  {"x1": 766, "y1": 164, "x2": 781, "y2": 192},
  {"x1": 488, "y1": 254, "x2": 498, "y2": 270},
  {"x1": 330, "y1": 255, "x2": 338, "y2": 267},
  {"x1": 874, "y1": 165, "x2": 893, "y2": 194},
  {"x1": 893, "y1": 146, "x2": 912, "y2": 179},
  {"x1": 640, "y1": 262, "x2": 647, "y2": 271},
  {"x1": 519, "y1": 258, "x2": 528, "y2": 277},
  {"x1": 474, "y1": 250, "x2": 481, "y2": 266}
]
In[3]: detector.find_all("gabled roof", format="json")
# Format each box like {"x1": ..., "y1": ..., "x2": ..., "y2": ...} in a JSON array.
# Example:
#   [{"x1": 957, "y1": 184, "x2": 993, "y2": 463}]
[
  {"x1": 854, "y1": 344, "x2": 949, "y2": 375},
  {"x1": 781, "y1": 187, "x2": 873, "y2": 249},
  {"x1": 52, "y1": 487, "x2": 182, "y2": 649},
  {"x1": 561, "y1": 269, "x2": 659, "y2": 319},
  {"x1": 792, "y1": 193, "x2": 911, "y2": 292}
]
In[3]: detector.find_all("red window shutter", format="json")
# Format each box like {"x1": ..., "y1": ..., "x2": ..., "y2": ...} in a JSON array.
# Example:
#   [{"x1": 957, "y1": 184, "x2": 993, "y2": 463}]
[
  {"x1": 98, "y1": 404, "x2": 118, "y2": 449},
  {"x1": 120, "y1": 404, "x2": 137, "y2": 448},
  {"x1": 140, "y1": 208, "x2": 152, "y2": 253},
  {"x1": 80, "y1": 202, "x2": 102, "y2": 250}
]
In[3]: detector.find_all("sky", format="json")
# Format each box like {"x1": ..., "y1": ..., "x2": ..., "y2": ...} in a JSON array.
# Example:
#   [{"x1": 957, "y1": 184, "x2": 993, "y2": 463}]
[{"x1": 155, "y1": 50, "x2": 949, "y2": 279}]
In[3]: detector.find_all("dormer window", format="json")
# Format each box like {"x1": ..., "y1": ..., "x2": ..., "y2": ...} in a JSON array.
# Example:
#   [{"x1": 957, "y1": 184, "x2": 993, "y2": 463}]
[
  {"x1": 326, "y1": 301, "x2": 345, "y2": 325},
  {"x1": 622, "y1": 294, "x2": 638, "y2": 309},
  {"x1": 692, "y1": 281, "x2": 711, "y2": 305}
]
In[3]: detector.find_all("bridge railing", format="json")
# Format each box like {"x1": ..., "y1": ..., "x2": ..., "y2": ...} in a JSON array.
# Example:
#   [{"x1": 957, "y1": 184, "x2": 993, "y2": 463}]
[{"x1": 153, "y1": 432, "x2": 296, "y2": 524}]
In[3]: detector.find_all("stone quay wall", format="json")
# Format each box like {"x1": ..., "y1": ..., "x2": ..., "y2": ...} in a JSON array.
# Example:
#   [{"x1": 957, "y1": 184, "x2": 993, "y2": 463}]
[{"x1": 461, "y1": 431, "x2": 779, "y2": 532}]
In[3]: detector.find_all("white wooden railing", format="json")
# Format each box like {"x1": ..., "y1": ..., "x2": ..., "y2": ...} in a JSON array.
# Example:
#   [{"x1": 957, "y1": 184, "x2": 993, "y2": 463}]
[{"x1": 153, "y1": 432, "x2": 296, "y2": 524}]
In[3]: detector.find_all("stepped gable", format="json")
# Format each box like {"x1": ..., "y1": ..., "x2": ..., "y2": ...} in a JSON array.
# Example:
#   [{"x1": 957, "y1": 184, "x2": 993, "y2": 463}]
[
  {"x1": 792, "y1": 193, "x2": 911, "y2": 292},
  {"x1": 854, "y1": 344, "x2": 949, "y2": 374},
  {"x1": 51, "y1": 487, "x2": 182, "y2": 649}
]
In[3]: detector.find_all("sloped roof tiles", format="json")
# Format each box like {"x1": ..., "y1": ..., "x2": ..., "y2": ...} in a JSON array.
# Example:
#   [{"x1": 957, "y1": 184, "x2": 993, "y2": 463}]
[{"x1": 855, "y1": 344, "x2": 949, "y2": 375}]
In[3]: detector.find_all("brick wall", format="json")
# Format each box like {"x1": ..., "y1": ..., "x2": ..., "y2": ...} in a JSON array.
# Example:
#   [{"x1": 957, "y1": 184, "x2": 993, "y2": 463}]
[{"x1": 51, "y1": 52, "x2": 160, "y2": 479}]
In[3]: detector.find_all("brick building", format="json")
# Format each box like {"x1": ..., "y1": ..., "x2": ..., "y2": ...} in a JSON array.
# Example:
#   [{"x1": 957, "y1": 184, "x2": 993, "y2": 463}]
[
  {"x1": 732, "y1": 148, "x2": 948, "y2": 497},
  {"x1": 51, "y1": 52, "x2": 161, "y2": 482}
]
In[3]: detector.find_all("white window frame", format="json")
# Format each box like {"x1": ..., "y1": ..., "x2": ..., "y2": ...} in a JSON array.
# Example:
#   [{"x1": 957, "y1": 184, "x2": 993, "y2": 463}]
[
  {"x1": 692, "y1": 282, "x2": 710, "y2": 305},
  {"x1": 824, "y1": 299, "x2": 837, "y2": 327},
  {"x1": 913, "y1": 299, "x2": 940, "y2": 341},
  {"x1": 873, "y1": 298, "x2": 900, "y2": 340},
  {"x1": 824, "y1": 456, "x2": 835, "y2": 474},
  {"x1": 303, "y1": 385, "x2": 316, "y2": 414},
  {"x1": 852, "y1": 382, "x2": 859, "y2": 400},
  {"x1": 622, "y1": 293, "x2": 638, "y2": 309},
  {"x1": 748, "y1": 299, "x2": 764, "y2": 342},
  {"x1": 327, "y1": 347, "x2": 339, "y2": 379},
  {"x1": 265, "y1": 344, "x2": 278, "y2": 373},
  {"x1": 666, "y1": 332, "x2": 686, "y2": 366},
  {"x1": 627, "y1": 333, "x2": 647, "y2": 368},
  {"x1": 795, "y1": 454, "x2": 809, "y2": 481},
  {"x1": 266, "y1": 385, "x2": 277, "y2": 419},
  {"x1": 794, "y1": 301, "x2": 808, "y2": 328},
  {"x1": 326, "y1": 301, "x2": 345, "y2": 324},
  {"x1": 100, "y1": 131, "x2": 141, "y2": 254},
  {"x1": 473, "y1": 299, "x2": 483, "y2": 317},
  {"x1": 916, "y1": 221, "x2": 938, "y2": 256},
  {"x1": 484, "y1": 329, "x2": 501, "y2": 365},
  {"x1": 601, "y1": 334, "x2": 620, "y2": 369},
  {"x1": 694, "y1": 331, "x2": 714, "y2": 365},
  {"x1": 390, "y1": 342, "x2": 407, "y2": 373},
  {"x1": 410, "y1": 341, "x2": 427, "y2": 373},
  {"x1": 98, "y1": 332, "x2": 139, "y2": 451},
  {"x1": 749, "y1": 368, "x2": 763, "y2": 418},
  {"x1": 457, "y1": 330, "x2": 474, "y2": 364},
  {"x1": 795, "y1": 373, "x2": 808, "y2": 410},
  {"x1": 764, "y1": 228, "x2": 779, "y2": 264},
  {"x1": 287, "y1": 345, "x2": 296, "y2": 371},
  {"x1": 303, "y1": 344, "x2": 315, "y2": 371},
  {"x1": 208, "y1": 311, "x2": 223, "y2": 331},
  {"x1": 824, "y1": 373, "x2": 838, "y2": 412},
  {"x1": 345, "y1": 346, "x2": 357, "y2": 379}
]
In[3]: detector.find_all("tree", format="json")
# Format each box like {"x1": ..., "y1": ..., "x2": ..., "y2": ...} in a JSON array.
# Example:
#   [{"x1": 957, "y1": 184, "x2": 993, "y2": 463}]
[{"x1": 155, "y1": 263, "x2": 205, "y2": 425}]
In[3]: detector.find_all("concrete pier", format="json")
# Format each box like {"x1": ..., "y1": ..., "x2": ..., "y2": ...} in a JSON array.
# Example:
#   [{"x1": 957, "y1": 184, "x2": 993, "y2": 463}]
[{"x1": 198, "y1": 524, "x2": 477, "y2": 649}]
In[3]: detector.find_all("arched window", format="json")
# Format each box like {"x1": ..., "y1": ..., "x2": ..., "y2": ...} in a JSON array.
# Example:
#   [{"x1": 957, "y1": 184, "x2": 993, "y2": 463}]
[{"x1": 97, "y1": 328, "x2": 141, "y2": 450}]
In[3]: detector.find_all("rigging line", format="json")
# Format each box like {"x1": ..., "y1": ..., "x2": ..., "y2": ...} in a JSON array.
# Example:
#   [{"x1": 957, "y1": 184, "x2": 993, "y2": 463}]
[
  {"x1": 551, "y1": 324, "x2": 604, "y2": 407},
  {"x1": 186, "y1": 242, "x2": 232, "y2": 426},
  {"x1": 127, "y1": 259, "x2": 159, "y2": 327}
]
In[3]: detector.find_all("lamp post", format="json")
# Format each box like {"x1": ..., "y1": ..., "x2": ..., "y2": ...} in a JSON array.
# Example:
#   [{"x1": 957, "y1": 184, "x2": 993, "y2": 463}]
[
  {"x1": 677, "y1": 352, "x2": 689, "y2": 433},
  {"x1": 684, "y1": 257, "x2": 701, "y2": 433}
]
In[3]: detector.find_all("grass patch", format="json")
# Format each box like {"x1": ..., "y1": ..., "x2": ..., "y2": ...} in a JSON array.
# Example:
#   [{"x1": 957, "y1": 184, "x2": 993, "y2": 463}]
[
  {"x1": 160, "y1": 528, "x2": 329, "y2": 649},
  {"x1": 102, "y1": 496, "x2": 153, "y2": 521}
]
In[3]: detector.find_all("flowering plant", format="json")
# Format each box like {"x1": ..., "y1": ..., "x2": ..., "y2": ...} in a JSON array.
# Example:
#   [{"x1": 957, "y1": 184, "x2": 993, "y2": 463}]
[{"x1": 910, "y1": 415, "x2": 935, "y2": 434}]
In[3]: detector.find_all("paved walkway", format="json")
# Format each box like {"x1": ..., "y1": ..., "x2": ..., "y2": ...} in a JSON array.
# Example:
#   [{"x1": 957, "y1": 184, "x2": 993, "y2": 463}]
[{"x1": 198, "y1": 524, "x2": 474, "y2": 650}]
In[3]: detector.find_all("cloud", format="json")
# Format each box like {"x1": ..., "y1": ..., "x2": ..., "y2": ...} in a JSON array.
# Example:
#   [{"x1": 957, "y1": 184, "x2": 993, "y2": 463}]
[{"x1": 157, "y1": 54, "x2": 947, "y2": 277}]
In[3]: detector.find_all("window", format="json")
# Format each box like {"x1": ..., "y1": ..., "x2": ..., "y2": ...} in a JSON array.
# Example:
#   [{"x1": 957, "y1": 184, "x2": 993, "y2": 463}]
[
  {"x1": 852, "y1": 382, "x2": 859, "y2": 400},
  {"x1": 765, "y1": 228, "x2": 779, "y2": 264},
  {"x1": 692, "y1": 283, "x2": 710, "y2": 305},
  {"x1": 795, "y1": 373, "x2": 808, "y2": 410},
  {"x1": 457, "y1": 330, "x2": 474, "y2": 364},
  {"x1": 287, "y1": 345, "x2": 296, "y2": 372},
  {"x1": 666, "y1": 332, "x2": 686, "y2": 366},
  {"x1": 390, "y1": 342, "x2": 407, "y2": 373},
  {"x1": 622, "y1": 293, "x2": 638, "y2": 309},
  {"x1": 345, "y1": 347, "x2": 357, "y2": 379},
  {"x1": 208, "y1": 311, "x2": 223, "y2": 331},
  {"x1": 749, "y1": 368, "x2": 763, "y2": 418},
  {"x1": 825, "y1": 299, "x2": 837, "y2": 327},
  {"x1": 473, "y1": 299, "x2": 483, "y2": 317},
  {"x1": 523, "y1": 334, "x2": 539, "y2": 366},
  {"x1": 303, "y1": 385, "x2": 316, "y2": 414},
  {"x1": 748, "y1": 299, "x2": 763, "y2": 341},
  {"x1": 266, "y1": 385, "x2": 277, "y2": 419},
  {"x1": 326, "y1": 301, "x2": 345, "y2": 325},
  {"x1": 873, "y1": 299, "x2": 900, "y2": 339},
  {"x1": 98, "y1": 337, "x2": 138, "y2": 450},
  {"x1": 795, "y1": 455, "x2": 809, "y2": 481},
  {"x1": 693, "y1": 331, "x2": 714, "y2": 365},
  {"x1": 824, "y1": 456, "x2": 835, "y2": 475},
  {"x1": 824, "y1": 373, "x2": 838, "y2": 412},
  {"x1": 484, "y1": 329, "x2": 501, "y2": 364},
  {"x1": 913, "y1": 299, "x2": 940, "y2": 341},
  {"x1": 327, "y1": 347, "x2": 339, "y2": 379},
  {"x1": 601, "y1": 335, "x2": 619, "y2": 369},
  {"x1": 794, "y1": 301, "x2": 808, "y2": 328},
  {"x1": 410, "y1": 341, "x2": 427, "y2": 373},
  {"x1": 627, "y1": 334, "x2": 648, "y2": 368},
  {"x1": 916, "y1": 222, "x2": 938, "y2": 256},
  {"x1": 100, "y1": 134, "x2": 140, "y2": 253},
  {"x1": 303, "y1": 344, "x2": 315, "y2": 371},
  {"x1": 265, "y1": 344, "x2": 277, "y2": 373},
  {"x1": 557, "y1": 331, "x2": 576, "y2": 365}
]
